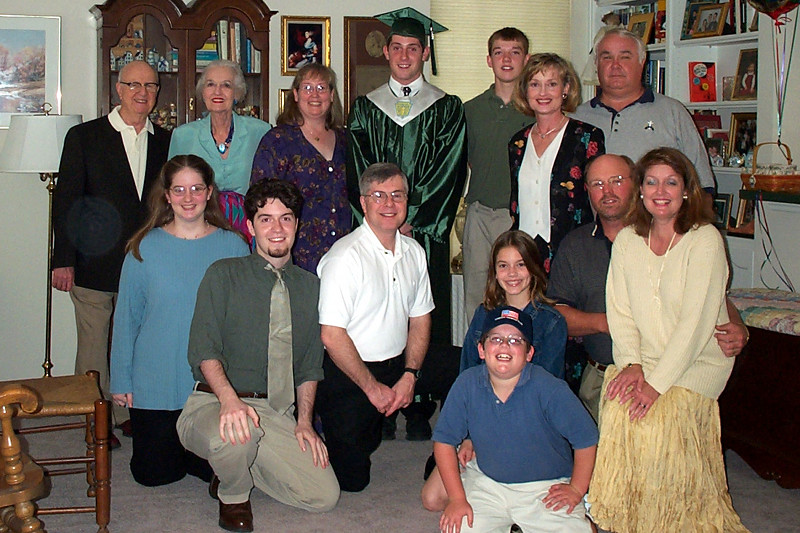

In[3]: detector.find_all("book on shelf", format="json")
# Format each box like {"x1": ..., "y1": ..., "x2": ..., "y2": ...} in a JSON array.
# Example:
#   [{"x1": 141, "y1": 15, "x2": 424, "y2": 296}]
[
  {"x1": 645, "y1": 59, "x2": 665, "y2": 94},
  {"x1": 688, "y1": 62, "x2": 717, "y2": 102}
]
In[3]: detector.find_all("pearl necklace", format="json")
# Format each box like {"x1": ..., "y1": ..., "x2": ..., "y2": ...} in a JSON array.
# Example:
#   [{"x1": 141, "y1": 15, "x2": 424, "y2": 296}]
[
  {"x1": 535, "y1": 116, "x2": 567, "y2": 139},
  {"x1": 647, "y1": 226, "x2": 677, "y2": 306}
]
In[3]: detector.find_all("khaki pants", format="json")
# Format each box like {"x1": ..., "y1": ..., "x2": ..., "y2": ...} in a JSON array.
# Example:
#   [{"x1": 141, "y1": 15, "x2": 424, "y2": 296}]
[
  {"x1": 177, "y1": 391, "x2": 339, "y2": 511},
  {"x1": 462, "y1": 202, "x2": 512, "y2": 324},
  {"x1": 459, "y1": 460, "x2": 592, "y2": 533},
  {"x1": 579, "y1": 362, "x2": 605, "y2": 423},
  {"x1": 70, "y1": 285, "x2": 128, "y2": 423}
]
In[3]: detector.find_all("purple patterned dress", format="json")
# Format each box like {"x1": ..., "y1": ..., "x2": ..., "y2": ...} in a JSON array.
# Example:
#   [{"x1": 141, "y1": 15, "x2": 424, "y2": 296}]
[{"x1": 250, "y1": 124, "x2": 351, "y2": 272}]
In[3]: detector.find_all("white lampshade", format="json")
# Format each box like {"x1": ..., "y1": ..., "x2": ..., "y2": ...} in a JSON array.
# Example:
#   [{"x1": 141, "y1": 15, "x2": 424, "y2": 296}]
[{"x1": 0, "y1": 114, "x2": 82, "y2": 174}]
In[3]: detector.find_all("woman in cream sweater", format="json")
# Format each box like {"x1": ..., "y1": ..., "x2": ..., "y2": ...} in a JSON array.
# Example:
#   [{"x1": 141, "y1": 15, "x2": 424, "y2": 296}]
[{"x1": 587, "y1": 148, "x2": 748, "y2": 532}]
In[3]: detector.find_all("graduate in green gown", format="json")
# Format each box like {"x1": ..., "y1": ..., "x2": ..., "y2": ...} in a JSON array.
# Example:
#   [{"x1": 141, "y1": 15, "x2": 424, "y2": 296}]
[{"x1": 346, "y1": 9, "x2": 467, "y2": 442}]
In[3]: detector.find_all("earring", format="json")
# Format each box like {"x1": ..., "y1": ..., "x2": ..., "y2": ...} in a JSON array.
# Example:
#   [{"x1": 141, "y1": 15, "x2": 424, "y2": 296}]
[
  {"x1": 640, "y1": 194, "x2": 644, "y2": 199},
  {"x1": 233, "y1": 99, "x2": 239, "y2": 105},
  {"x1": 562, "y1": 93, "x2": 567, "y2": 100},
  {"x1": 683, "y1": 194, "x2": 688, "y2": 199}
]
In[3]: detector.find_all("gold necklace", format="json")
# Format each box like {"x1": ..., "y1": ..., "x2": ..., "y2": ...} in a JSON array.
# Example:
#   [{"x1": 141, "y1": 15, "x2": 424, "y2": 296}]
[
  {"x1": 647, "y1": 226, "x2": 677, "y2": 305},
  {"x1": 535, "y1": 115, "x2": 567, "y2": 139}
]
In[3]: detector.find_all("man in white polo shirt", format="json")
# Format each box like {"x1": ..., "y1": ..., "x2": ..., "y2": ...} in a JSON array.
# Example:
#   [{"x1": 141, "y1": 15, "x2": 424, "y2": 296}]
[{"x1": 316, "y1": 162, "x2": 433, "y2": 492}]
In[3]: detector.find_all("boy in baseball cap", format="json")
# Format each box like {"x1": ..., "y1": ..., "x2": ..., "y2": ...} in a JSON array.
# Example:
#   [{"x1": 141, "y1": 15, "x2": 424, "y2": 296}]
[{"x1": 430, "y1": 305, "x2": 598, "y2": 532}]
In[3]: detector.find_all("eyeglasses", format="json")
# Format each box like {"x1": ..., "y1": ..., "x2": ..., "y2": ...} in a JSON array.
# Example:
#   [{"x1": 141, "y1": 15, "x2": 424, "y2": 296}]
[
  {"x1": 118, "y1": 81, "x2": 160, "y2": 93},
  {"x1": 169, "y1": 184, "x2": 208, "y2": 196},
  {"x1": 363, "y1": 190, "x2": 408, "y2": 204},
  {"x1": 299, "y1": 83, "x2": 331, "y2": 94},
  {"x1": 588, "y1": 175, "x2": 627, "y2": 191},
  {"x1": 485, "y1": 334, "x2": 526, "y2": 347}
]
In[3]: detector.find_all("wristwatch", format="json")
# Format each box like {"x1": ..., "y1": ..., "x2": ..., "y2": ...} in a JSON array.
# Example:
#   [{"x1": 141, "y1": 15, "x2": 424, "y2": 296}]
[{"x1": 404, "y1": 367, "x2": 421, "y2": 379}]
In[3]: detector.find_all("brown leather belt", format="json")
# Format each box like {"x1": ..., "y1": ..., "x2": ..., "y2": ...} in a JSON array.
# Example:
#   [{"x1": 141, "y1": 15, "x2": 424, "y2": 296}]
[
  {"x1": 195, "y1": 383, "x2": 268, "y2": 399},
  {"x1": 586, "y1": 357, "x2": 608, "y2": 372}
]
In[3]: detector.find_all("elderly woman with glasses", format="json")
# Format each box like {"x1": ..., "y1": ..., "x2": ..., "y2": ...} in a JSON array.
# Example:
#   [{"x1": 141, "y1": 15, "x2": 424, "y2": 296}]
[
  {"x1": 169, "y1": 60, "x2": 271, "y2": 241},
  {"x1": 250, "y1": 64, "x2": 350, "y2": 273},
  {"x1": 508, "y1": 53, "x2": 605, "y2": 272},
  {"x1": 110, "y1": 155, "x2": 249, "y2": 487}
]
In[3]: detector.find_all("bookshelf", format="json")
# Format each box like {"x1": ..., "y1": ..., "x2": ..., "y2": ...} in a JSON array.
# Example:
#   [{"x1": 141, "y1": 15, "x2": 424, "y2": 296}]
[{"x1": 92, "y1": 0, "x2": 276, "y2": 128}]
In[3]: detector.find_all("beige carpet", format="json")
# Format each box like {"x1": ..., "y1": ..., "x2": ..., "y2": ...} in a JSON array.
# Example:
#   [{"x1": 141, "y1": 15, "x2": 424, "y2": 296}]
[{"x1": 17, "y1": 416, "x2": 800, "y2": 532}]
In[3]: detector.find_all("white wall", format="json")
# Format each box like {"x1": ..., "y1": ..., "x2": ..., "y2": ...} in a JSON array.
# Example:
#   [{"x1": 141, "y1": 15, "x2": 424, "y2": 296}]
[{"x1": 0, "y1": 0, "x2": 428, "y2": 380}]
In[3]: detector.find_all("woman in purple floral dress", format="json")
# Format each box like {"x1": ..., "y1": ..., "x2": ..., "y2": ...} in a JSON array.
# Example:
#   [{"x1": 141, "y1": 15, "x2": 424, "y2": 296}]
[
  {"x1": 508, "y1": 53, "x2": 605, "y2": 273},
  {"x1": 250, "y1": 64, "x2": 350, "y2": 272}
]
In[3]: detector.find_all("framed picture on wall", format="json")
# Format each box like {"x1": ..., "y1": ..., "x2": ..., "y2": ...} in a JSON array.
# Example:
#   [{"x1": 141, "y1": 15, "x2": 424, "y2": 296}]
[
  {"x1": 731, "y1": 48, "x2": 758, "y2": 100},
  {"x1": 0, "y1": 15, "x2": 61, "y2": 128},
  {"x1": 281, "y1": 16, "x2": 331, "y2": 76},
  {"x1": 344, "y1": 16, "x2": 391, "y2": 118}
]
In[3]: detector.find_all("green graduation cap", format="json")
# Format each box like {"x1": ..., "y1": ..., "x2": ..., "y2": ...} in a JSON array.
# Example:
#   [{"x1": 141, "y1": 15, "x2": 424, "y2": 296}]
[{"x1": 374, "y1": 7, "x2": 448, "y2": 75}]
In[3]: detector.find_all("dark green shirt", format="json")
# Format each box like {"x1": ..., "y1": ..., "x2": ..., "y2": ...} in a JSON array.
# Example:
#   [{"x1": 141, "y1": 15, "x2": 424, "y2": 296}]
[
  {"x1": 188, "y1": 253, "x2": 324, "y2": 393},
  {"x1": 464, "y1": 85, "x2": 533, "y2": 208}
]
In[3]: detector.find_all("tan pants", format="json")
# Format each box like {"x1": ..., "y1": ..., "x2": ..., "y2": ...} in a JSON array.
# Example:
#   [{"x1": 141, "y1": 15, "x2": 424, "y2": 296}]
[
  {"x1": 177, "y1": 391, "x2": 339, "y2": 511},
  {"x1": 462, "y1": 202, "x2": 512, "y2": 324},
  {"x1": 70, "y1": 285, "x2": 127, "y2": 423},
  {"x1": 579, "y1": 362, "x2": 605, "y2": 423}
]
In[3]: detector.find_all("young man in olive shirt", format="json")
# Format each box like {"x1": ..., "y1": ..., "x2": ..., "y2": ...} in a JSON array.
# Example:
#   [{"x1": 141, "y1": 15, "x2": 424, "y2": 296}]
[
  {"x1": 462, "y1": 28, "x2": 533, "y2": 323},
  {"x1": 177, "y1": 180, "x2": 339, "y2": 532}
]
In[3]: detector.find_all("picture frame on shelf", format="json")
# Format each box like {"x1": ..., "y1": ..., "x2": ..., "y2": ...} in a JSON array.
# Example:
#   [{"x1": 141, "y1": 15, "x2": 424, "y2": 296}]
[
  {"x1": 713, "y1": 193, "x2": 732, "y2": 229},
  {"x1": 682, "y1": 1, "x2": 715, "y2": 40},
  {"x1": 733, "y1": 197, "x2": 755, "y2": 233},
  {"x1": 277, "y1": 88, "x2": 292, "y2": 117},
  {"x1": 0, "y1": 14, "x2": 61, "y2": 128},
  {"x1": 628, "y1": 12, "x2": 655, "y2": 44},
  {"x1": 731, "y1": 48, "x2": 757, "y2": 100},
  {"x1": 729, "y1": 112, "x2": 757, "y2": 156},
  {"x1": 343, "y1": 16, "x2": 391, "y2": 118},
  {"x1": 692, "y1": 3, "x2": 729, "y2": 38},
  {"x1": 705, "y1": 137, "x2": 726, "y2": 167},
  {"x1": 280, "y1": 16, "x2": 330, "y2": 76}
]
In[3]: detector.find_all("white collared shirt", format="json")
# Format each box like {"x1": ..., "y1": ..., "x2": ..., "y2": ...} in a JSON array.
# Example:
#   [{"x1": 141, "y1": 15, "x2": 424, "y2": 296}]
[
  {"x1": 317, "y1": 222, "x2": 434, "y2": 362},
  {"x1": 108, "y1": 106, "x2": 154, "y2": 199},
  {"x1": 388, "y1": 75, "x2": 424, "y2": 98},
  {"x1": 518, "y1": 122, "x2": 568, "y2": 243}
]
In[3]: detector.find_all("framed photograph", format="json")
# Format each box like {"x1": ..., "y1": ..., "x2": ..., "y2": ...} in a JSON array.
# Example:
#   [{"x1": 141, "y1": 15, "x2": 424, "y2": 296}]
[
  {"x1": 729, "y1": 112, "x2": 757, "y2": 156},
  {"x1": 731, "y1": 48, "x2": 757, "y2": 100},
  {"x1": 682, "y1": 1, "x2": 716, "y2": 40},
  {"x1": 692, "y1": 3, "x2": 729, "y2": 38},
  {"x1": 705, "y1": 137, "x2": 726, "y2": 167},
  {"x1": 713, "y1": 193, "x2": 732, "y2": 229},
  {"x1": 628, "y1": 13, "x2": 655, "y2": 44},
  {"x1": 277, "y1": 88, "x2": 292, "y2": 117},
  {"x1": 281, "y1": 16, "x2": 330, "y2": 76},
  {"x1": 733, "y1": 197, "x2": 755, "y2": 232},
  {"x1": 0, "y1": 15, "x2": 61, "y2": 128},
  {"x1": 344, "y1": 16, "x2": 391, "y2": 118}
]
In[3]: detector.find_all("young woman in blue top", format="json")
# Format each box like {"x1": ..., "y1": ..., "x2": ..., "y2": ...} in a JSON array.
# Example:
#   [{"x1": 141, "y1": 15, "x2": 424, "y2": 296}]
[
  {"x1": 460, "y1": 230, "x2": 567, "y2": 377},
  {"x1": 110, "y1": 154, "x2": 249, "y2": 486},
  {"x1": 422, "y1": 229, "x2": 568, "y2": 511}
]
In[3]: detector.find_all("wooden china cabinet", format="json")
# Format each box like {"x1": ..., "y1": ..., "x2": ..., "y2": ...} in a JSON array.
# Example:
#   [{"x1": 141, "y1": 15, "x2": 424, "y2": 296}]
[{"x1": 92, "y1": 0, "x2": 275, "y2": 128}]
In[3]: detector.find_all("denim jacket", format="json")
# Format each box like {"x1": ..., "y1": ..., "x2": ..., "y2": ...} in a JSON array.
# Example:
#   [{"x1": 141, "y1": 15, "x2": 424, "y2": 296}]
[{"x1": 460, "y1": 301, "x2": 567, "y2": 379}]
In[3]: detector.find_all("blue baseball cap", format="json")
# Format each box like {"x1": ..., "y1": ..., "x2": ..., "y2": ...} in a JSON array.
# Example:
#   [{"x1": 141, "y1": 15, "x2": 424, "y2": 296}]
[{"x1": 480, "y1": 305, "x2": 533, "y2": 345}]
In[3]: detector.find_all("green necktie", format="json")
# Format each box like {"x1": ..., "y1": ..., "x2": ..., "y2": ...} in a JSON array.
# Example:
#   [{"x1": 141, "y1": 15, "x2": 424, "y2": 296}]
[{"x1": 267, "y1": 265, "x2": 294, "y2": 415}]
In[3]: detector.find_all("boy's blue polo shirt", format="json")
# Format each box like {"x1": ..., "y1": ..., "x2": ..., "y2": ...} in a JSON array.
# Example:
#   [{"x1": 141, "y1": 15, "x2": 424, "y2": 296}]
[{"x1": 433, "y1": 364, "x2": 598, "y2": 484}]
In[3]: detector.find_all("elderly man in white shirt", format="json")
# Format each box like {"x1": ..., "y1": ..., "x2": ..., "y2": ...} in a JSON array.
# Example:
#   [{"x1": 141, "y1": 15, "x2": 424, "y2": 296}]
[{"x1": 316, "y1": 162, "x2": 433, "y2": 493}]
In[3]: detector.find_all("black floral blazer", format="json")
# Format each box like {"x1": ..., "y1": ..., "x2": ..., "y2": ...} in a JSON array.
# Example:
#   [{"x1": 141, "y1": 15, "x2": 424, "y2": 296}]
[{"x1": 509, "y1": 118, "x2": 605, "y2": 272}]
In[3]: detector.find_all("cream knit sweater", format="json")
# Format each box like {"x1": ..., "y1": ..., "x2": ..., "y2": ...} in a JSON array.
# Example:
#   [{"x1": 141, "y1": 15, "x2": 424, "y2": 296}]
[{"x1": 606, "y1": 224, "x2": 734, "y2": 399}]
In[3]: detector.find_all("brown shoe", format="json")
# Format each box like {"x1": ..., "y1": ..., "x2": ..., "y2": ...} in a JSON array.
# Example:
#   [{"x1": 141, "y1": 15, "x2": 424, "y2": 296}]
[
  {"x1": 115, "y1": 419, "x2": 133, "y2": 438},
  {"x1": 209, "y1": 474, "x2": 219, "y2": 500},
  {"x1": 218, "y1": 500, "x2": 253, "y2": 532}
]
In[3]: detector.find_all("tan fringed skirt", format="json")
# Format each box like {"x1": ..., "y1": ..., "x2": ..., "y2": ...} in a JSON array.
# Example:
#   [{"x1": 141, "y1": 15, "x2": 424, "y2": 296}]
[{"x1": 587, "y1": 365, "x2": 749, "y2": 533}]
